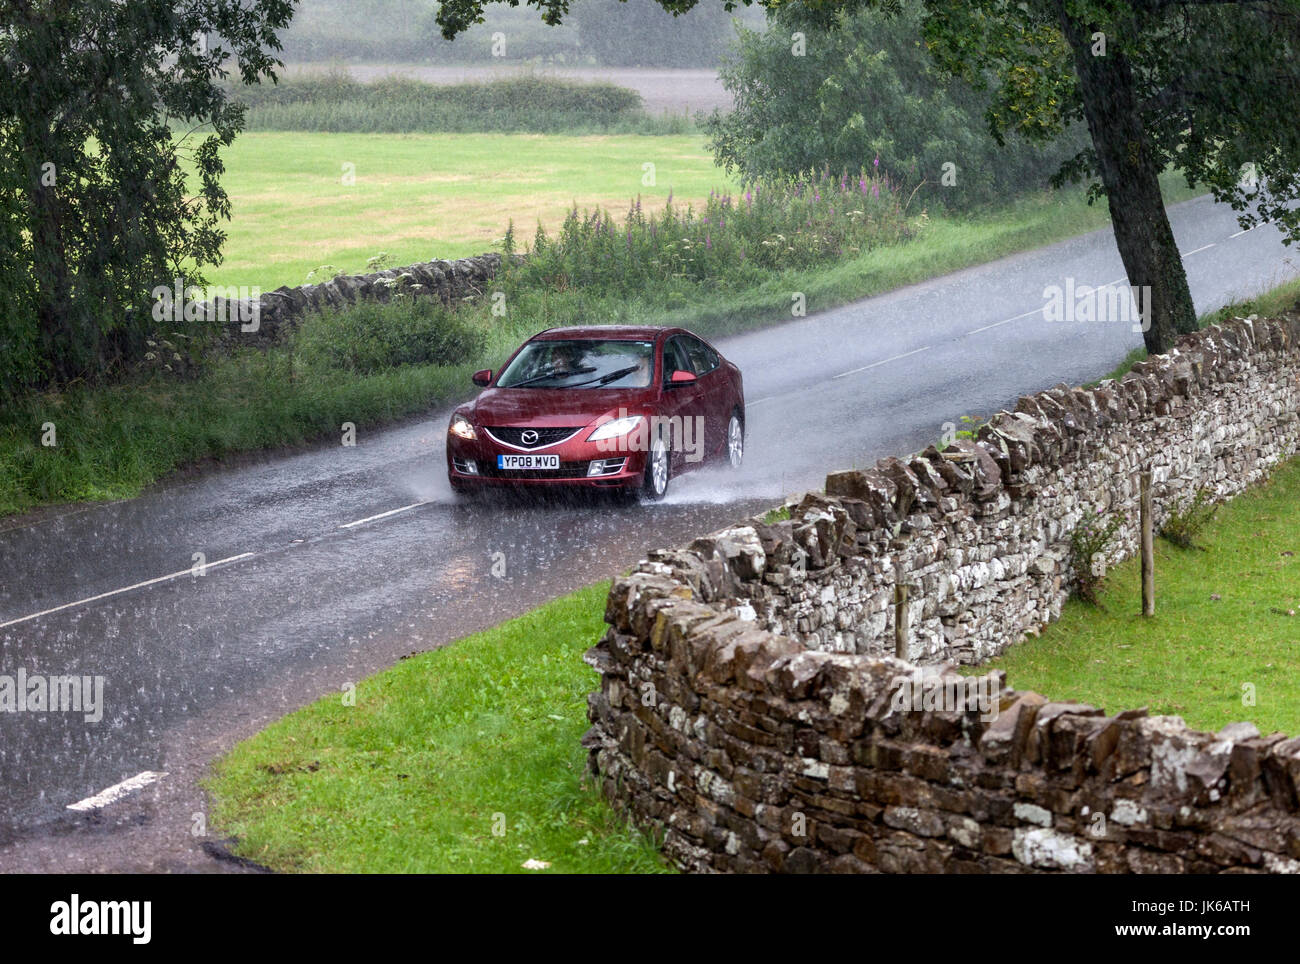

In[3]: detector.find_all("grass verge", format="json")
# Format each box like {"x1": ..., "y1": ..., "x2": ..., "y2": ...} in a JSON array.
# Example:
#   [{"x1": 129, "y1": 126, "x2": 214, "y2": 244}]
[
  {"x1": 1092, "y1": 275, "x2": 1300, "y2": 385},
  {"x1": 0, "y1": 351, "x2": 478, "y2": 517},
  {"x1": 976, "y1": 457, "x2": 1300, "y2": 737},
  {"x1": 206, "y1": 581, "x2": 669, "y2": 873}
]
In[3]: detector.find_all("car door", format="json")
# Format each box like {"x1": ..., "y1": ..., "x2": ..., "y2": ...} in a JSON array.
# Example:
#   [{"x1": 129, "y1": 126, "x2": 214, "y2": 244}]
[
  {"x1": 660, "y1": 335, "x2": 708, "y2": 474},
  {"x1": 679, "y1": 335, "x2": 727, "y2": 462}
]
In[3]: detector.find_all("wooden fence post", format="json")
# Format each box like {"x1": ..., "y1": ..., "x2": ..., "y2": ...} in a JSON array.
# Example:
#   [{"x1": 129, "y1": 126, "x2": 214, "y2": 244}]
[
  {"x1": 894, "y1": 572, "x2": 910, "y2": 659},
  {"x1": 1140, "y1": 469, "x2": 1155, "y2": 617}
]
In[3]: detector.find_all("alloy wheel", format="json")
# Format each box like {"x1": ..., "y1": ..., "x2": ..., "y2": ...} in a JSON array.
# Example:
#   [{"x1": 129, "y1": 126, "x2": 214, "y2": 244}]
[
  {"x1": 727, "y1": 414, "x2": 744, "y2": 469},
  {"x1": 644, "y1": 437, "x2": 670, "y2": 500}
]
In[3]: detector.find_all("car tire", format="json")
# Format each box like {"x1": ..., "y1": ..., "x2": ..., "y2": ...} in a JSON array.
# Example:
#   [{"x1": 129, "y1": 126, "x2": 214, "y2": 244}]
[
  {"x1": 726, "y1": 410, "x2": 744, "y2": 470},
  {"x1": 642, "y1": 434, "x2": 670, "y2": 501}
]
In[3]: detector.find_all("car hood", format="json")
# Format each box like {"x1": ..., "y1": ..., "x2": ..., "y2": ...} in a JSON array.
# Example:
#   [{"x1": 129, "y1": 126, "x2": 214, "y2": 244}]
[{"x1": 465, "y1": 387, "x2": 656, "y2": 427}]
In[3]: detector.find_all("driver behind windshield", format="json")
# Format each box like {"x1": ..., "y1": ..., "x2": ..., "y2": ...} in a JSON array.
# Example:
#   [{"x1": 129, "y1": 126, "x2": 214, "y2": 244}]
[
  {"x1": 548, "y1": 343, "x2": 587, "y2": 375},
  {"x1": 499, "y1": 340, "x2": 656, "y2": 388}
]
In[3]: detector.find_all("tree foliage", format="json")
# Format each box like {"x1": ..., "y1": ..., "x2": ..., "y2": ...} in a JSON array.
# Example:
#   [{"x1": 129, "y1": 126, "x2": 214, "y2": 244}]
[
  {"x1": 0, "y1": 0, "x2": 294, "y2": 398},
  {"x1": 899, "y1": 0, "x2": 1300, "y2": 353},
  {"x1": 703, "y1": 3, "x2": 1087, "y2": 210}
]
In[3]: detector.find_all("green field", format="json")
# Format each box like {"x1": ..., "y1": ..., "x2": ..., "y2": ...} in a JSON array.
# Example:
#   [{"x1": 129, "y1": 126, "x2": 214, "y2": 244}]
[
  {"x1": 208, "y1": 132, "x2": 738, "y2": 291},
  {"x1": 978, "y1": 457, "x2": 1300, "y2": 737}
]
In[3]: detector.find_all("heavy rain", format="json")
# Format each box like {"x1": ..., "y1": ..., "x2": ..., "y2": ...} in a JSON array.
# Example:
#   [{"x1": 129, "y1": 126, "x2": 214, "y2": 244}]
[{"x1": 1, "y1": 0, "x2": 1300, "y2": 915}]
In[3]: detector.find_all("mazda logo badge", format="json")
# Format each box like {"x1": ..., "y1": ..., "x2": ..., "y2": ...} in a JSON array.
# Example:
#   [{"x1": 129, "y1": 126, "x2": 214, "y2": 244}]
[{"x1": 521, "y1": 430, "x2": 539, "y2": 445}]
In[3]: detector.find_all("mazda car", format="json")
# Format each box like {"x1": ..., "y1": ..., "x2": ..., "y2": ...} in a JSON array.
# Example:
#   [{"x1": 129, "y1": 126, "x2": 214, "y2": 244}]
[{"x1": 446, "y1": 326, "x2": 745, "y2": 500}]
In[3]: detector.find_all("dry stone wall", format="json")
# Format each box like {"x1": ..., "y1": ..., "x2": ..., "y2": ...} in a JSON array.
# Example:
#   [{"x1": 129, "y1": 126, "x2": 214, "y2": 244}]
[
  {"x1": 691, "y1": 315, "x2": 1299, "y2": 665},
  {"x1": 208, "y1": 252, "x2": 510, "y2": 350},
  {"x1": 583, "y1": 315, "x2": 1300, "y2": 873}
]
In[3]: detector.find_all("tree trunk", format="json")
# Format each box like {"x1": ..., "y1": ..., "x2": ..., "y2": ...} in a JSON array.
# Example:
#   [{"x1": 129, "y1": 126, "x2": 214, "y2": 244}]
[
  {"x1": 30, "y1": 176, "x2": 74, "y2": 384},
  {"x1": 1058, "y1": 11, "x2": 1199, "y2": 355}
]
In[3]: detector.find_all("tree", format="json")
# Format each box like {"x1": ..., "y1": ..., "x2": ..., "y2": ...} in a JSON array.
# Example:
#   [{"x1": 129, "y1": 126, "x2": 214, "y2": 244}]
[
  {"x1": 434, "y1": 0, "x2": 1300, "y2": 355},
  {"x1": 0, "y1": 0, "x2": 294, "y2": 396},
  {"x1": 703, "y1": 3, "x2": 1087, "y2": 210}
]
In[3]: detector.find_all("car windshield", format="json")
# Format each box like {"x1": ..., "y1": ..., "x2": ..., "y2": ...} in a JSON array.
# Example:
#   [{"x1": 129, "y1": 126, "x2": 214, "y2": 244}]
[{"x1": 496, "y1": 339, "x2": 655, "y2": 389}]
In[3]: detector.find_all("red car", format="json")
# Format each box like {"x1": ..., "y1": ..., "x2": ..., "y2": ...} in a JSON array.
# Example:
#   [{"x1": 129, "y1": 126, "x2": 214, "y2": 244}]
[{"x1": 446, "y1": 325, "x2": 745, "y2": 500}]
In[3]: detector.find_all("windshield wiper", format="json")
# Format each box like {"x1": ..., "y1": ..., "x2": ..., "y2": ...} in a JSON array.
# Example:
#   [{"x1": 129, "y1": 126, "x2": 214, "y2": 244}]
[
  {"x1": 511, "y1": 365, "x2": 597, "y2": 387},
  {"x1": 564, "y1": 365, "x2": 642, "y2": 389}
]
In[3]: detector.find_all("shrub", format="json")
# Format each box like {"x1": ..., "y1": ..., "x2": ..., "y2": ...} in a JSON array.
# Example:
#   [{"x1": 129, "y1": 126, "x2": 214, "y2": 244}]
[
  {"x1": 1161, "y1": 487, "x2": 1219, "y2": 549},
  {"x1": 503, "y1": 167, "x2": 916, "y2": 303},
  {"x1": 1070, "y1": 509, "x2": 1124, "y2": 605},
  {"x1": 938, "y1": 414, "x2": 985, "y2": 450},
  {"x1": 762, "y1": 505, "x2": 792, "y2": 524},
  {"x1": 293, "y1": 297, "x2": 485, "y2": 375}
]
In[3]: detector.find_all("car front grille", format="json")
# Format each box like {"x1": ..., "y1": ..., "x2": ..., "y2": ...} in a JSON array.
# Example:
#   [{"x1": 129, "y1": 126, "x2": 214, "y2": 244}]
[{"x1": 484, "y1": 426, "x2": 584, "y2": 450}]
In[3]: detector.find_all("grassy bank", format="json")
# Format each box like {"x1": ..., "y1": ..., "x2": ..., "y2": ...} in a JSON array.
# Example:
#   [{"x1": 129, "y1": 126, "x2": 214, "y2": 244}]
[
  {"x1": 206, "y1": 582, "x2": 668, "y2": 873},
  {"x1": 978, "y1": 457, "x2": 1300, "y2": 737},
  {"x1": 1092, "y1": 276, "x2": 1300, "y2": 385},
  {"x1": 206, "y1": 132, "x2": 1203, "y2": 293},
  {"x1": 0, "y1": 350, "x2": 480, "y2": 515}
]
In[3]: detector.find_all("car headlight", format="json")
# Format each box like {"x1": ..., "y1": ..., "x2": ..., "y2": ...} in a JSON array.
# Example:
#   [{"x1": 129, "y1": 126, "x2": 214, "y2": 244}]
[
  {"x1": 449, "y1": 415, "x2": 477, "y2": 440},
  {"x1": 588, "y1": 415, "x2": 644, "y2": 441}
]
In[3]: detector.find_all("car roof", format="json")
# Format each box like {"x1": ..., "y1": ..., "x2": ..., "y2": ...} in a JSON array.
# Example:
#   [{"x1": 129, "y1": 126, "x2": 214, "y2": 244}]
[{"x1": 531, "y1": 325, "x2": 680, "y2": 341}]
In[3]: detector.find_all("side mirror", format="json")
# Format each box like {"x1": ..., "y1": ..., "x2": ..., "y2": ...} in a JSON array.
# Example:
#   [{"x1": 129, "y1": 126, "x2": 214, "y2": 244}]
[
  {"x1": 669, "y1": 369, "x2": 697, "y2": 385},
  {"x1": 472, "y1": 369, "x2": 493, "y2": 387}
]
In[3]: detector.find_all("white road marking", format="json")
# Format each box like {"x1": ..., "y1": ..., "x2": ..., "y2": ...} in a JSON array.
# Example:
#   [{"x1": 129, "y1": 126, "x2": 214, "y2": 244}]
[
  {"x1": 832, "y1": 346, "x2": 931, "y2": 379},
  {"x1": 339, "y1": 501, "x2": 429, "y2": 530},
  {"x1": 1230, "y1": 221, "x2": 1268, "y2": 239},
  {"x1": 1181, "y1": 243, "x2": 1216, "y2": 258},
  {"x1": 0, "y1": 553, "x2": 255, "y2": 630},
  {"x1": 67, "y1": 771, "x2": 167, "y2": 812},
  {"x1": 963, "y1": 278, "x2": 1141, "y2": 337},
  {"x1": 3, "y1": 498, "x2": 435, "y2": 629},
  {"x1": 966, "y1": 306, "x2": 1044, "y2": 335}
]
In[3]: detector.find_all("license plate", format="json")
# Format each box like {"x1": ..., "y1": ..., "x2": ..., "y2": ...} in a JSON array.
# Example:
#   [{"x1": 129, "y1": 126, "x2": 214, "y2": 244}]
[{"x1": 497, "y1": 454, "x2": 560, "y2": 470}]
